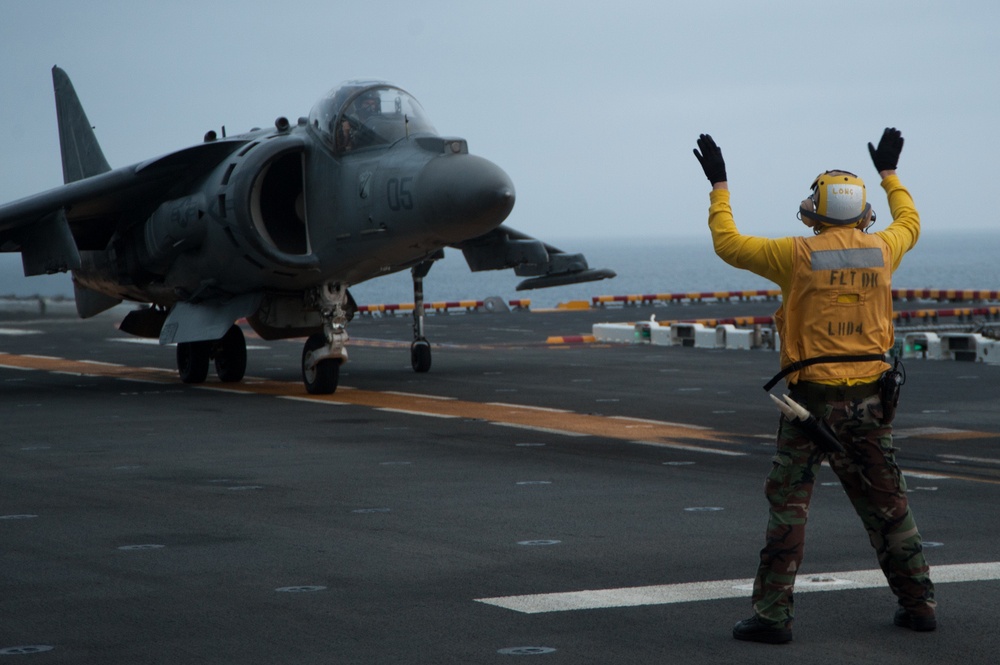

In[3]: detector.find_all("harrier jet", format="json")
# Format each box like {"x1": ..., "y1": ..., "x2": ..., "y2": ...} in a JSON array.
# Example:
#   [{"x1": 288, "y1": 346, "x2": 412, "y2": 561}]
[{"x1": 0, "y1": 68, "x2": 614, "y2": 393}]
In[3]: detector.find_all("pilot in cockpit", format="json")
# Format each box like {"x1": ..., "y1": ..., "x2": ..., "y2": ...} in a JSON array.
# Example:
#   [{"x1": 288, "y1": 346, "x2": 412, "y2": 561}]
[
  {"x1": 337, "y1": 91, "x2": 381, "y2": 152},
  {"x1": 356, "y1": 91, "x2": 381, "y2": 120}
]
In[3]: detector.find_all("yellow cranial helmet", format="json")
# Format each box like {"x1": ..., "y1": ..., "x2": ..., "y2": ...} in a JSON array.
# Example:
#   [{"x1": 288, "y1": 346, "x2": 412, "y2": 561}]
[{"x1": 799, "y1": 170, "x2": 872, "y2": 228}]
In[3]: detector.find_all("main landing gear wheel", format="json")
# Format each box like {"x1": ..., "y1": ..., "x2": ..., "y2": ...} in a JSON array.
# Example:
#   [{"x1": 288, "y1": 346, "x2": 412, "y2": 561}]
[
  {"x1": 302, "y1": 332, "x2": 340, "y2": 394},
  {"x1": 177, "y1": 340, "x2": 211, "y2": 384},
  {"x1": 214, "y1": 325, "x2": 247, "y2": 383},
  {"x1": 175, "y1": 325, "x2": 247, "y2": 384},
  {"x1": 411, "y1": 339, "x2": 431, "y2": 373}
]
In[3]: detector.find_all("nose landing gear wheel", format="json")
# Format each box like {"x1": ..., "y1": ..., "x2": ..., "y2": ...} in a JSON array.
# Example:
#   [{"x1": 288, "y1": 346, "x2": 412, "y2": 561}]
[
  {"x1": 302, "y1": 332, "x2": 340, "y2": 394},
  {"x1": 411, "y1": 339, "x2": 432, "y2": 373}
]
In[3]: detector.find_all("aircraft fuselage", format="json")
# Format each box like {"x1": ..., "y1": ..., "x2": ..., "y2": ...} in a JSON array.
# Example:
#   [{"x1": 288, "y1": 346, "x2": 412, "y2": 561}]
[{"x1": 74, "y1": 117, "x2": 515, "y2": 316}]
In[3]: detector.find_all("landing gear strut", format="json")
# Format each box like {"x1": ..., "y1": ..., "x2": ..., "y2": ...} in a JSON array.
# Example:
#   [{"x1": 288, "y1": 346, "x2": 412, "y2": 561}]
[
  {"x1": 411, "y1": 261, "x2": 433, "y2": 373},
  {"x1": 301, "y1": 281, "x2": 351, "y2": 394},
  {"x1": 176, "y1": 324, "x2": 247, "y2": 384}
]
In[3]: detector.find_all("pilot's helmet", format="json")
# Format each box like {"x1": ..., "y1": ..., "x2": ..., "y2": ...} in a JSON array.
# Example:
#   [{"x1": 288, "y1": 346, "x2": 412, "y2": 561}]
[
  {"x1": 799, "y1": 170, "x2": 873, "y2": 230},
  {"x1": 355, "y1": 91, "x2": 381, "y2": 119}
]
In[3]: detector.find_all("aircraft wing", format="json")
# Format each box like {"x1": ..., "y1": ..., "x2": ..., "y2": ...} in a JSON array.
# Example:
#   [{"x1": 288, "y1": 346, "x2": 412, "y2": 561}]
[
  {"x1": 0, "y1": 139, "x2": 247, "y2": 275},
  {"x1": 451, "y1": 225, "x2": 615, "y2": 290}
]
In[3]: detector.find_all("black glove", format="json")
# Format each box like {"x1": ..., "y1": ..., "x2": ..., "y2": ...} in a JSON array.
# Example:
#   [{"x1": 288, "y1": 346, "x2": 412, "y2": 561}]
[
  {"x1": 693, "y1": 134, "x2": 727, "y2": 184},
  {"x1": 868, "y1": 127, "x2": 904, "y2": 173}
]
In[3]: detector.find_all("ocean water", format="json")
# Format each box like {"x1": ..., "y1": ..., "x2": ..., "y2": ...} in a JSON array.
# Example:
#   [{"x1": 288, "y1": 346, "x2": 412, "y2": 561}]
[{"x1": 1, "y1": 230, "x2": 996, "y2": 309}]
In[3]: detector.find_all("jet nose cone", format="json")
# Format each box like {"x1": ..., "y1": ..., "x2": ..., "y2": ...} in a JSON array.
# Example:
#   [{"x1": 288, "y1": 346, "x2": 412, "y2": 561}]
[{"x1": 417, "y1": 154, "x2": 515, "y2": 241}]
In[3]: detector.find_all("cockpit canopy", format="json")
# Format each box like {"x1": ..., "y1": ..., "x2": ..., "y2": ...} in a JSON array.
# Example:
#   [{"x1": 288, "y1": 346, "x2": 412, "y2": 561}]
[{"x1": 309, "y1": 81, "x2": 437, "y2": 153}]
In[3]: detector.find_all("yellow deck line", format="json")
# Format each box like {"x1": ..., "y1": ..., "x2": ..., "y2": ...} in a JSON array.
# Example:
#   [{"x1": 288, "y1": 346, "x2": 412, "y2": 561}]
[
  {"x1": 3, "y1": 352, "x2": 997, "y2": 462},
  {"x1": 0, "y1": 352, "x2": 735, "y2": 449}
]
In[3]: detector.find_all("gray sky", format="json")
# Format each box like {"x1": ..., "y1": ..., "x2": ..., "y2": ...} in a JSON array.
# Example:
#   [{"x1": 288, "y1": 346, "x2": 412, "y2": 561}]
[{"x1": 1, "y1": 0, "x2": 997, "y2": 246}]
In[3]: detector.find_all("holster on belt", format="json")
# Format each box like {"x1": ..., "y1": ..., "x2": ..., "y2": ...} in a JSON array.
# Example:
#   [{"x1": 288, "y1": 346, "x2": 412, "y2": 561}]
[{"x1": 878, "y1": 357, "x2": 905, "y2": 425}]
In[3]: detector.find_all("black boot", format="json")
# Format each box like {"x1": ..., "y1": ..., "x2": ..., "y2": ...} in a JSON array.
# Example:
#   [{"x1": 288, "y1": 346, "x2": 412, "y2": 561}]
[
  {"x1": 894, "y1": 607, "x2": 937, "y2": 632},
  {"x1": 732, "y1": 615, "x2": 793, "y2": 644}
]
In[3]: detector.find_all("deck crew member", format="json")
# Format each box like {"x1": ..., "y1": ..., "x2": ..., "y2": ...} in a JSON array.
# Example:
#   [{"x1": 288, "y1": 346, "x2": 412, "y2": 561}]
[{"x1": 692, "y1": 128, "x2": 937, "y2": 644}]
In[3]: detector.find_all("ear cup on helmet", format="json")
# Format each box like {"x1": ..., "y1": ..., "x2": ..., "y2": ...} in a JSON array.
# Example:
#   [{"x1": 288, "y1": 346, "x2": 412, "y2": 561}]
[
  {"x1": 799, "y1": 197, "x2": 817, "y2": 227},
  {"x1": 858, "y1": 207, "x2": 876, "y2": 231}
]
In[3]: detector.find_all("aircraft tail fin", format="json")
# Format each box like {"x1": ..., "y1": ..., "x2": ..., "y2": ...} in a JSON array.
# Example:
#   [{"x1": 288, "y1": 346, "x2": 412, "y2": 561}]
[{"x1": 52, "y1": 66, "x2": 111, "y2": 183}]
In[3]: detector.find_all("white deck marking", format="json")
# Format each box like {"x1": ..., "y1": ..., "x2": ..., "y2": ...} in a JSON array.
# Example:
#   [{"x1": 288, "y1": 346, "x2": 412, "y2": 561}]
[
  {"x1": 610, "y1": 415, "x2": 712, "y2": 430},
  {"x1": 490, "y1": 422, "x2": 589, "y2": 437},
  {"x1": 383, "y1": 391, "x2": 457, "y2": 400},
  {"x1": 487, "y1": 402, "x2": 572, "y2": 413},
  {"x1": 476, "y1": 562, "x2": 1000, "y2": 614},
  {"x1": 376, "y1": 408, "x2": 459, "y2": 419},
  {"x1": 632, "y1": 440, "x2": 747, "y2": 457},
  {"x1": 895, "y1": 427, "x2": 967, "y2": 438},
  {"x1": 277, "y1": 396, "x2": 347, "y2": 405},
  {"x1": 940, "y1": 454, "x2": 1000, "y2": 466}
]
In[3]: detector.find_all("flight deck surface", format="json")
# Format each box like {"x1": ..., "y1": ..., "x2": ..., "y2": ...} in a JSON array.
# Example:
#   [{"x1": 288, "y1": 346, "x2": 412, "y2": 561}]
[{"x1": 2, "y1": 302, "x2": 999, "y2": 663}]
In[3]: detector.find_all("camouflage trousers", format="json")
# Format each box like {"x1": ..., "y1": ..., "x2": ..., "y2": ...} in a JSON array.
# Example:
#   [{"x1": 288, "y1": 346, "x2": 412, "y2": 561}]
[{"x1": 751, "y1": 386, "x2": 936, "y2": 627}]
